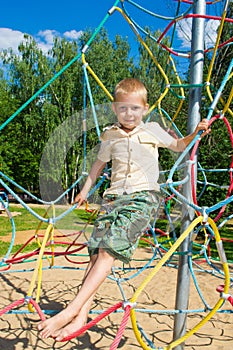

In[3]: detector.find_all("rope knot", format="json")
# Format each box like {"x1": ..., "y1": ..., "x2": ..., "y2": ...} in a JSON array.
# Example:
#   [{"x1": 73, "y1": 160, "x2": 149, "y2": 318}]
[
  {"x1": 216, "y1": 285, "x2": 233, "y2": 307},
  {"x1": 202, "y1": 207, "x2": 209, "y2": 225},
  {"x1": 122, "y1": 301, "x2": 137, "y2": 310},
  {"x1": 24, "y1": 295, "x2": 32, "y2": 304},
  {"x1": 219, "y1": 111, "x2": 224, "y2": 119},
  {"x1": 166, "y1": 178, "x2": 173, "y2": 185}
]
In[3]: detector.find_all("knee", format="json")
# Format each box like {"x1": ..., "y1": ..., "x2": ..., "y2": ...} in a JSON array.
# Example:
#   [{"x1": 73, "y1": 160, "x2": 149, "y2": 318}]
[{"x1": 98, "y1": 248, "x2": 115, "y2": 264}]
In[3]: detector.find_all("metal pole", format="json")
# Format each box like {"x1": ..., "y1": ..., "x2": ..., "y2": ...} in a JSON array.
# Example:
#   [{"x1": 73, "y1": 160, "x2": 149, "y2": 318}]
[{"x1": 173, "y1": 1, "x2": 206, "y2": 349}]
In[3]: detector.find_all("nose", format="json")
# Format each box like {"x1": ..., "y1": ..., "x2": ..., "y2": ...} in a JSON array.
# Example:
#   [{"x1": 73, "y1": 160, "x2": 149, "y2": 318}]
[{"x1": 126, "y1": 107, "x2": 133, "y2": 116}]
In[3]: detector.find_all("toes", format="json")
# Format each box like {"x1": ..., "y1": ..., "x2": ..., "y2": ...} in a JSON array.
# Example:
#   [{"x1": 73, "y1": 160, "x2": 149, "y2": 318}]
[
  {"x1": 40, "y1": 328, "x2": 51, "y2": 339},
  {"x1": 37, "y1": 323, "x2": 43, "y2": 331},
  {"x1": 55, "y1": 336, "x2": 63, "y2": 342}
]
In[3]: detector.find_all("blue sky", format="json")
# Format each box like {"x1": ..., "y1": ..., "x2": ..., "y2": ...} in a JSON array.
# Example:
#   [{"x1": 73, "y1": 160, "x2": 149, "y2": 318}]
[{"x1": 0, "y1": 0, "x2": 223, "y2": 65}]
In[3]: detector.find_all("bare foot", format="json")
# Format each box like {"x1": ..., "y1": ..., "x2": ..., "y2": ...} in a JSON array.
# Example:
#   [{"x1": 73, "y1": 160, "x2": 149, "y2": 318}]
[
  {"x1": 38, "y1": 308, "x2": 75, "y2": 339},
  {"x1": 54, "y1": 314, "x2": 88, "y2": 342}
]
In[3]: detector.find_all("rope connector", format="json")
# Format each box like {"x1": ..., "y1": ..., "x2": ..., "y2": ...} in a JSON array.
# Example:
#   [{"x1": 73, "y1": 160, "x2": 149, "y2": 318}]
[
  {"x1": 219, "y1": 111, "x2": 224, "y2": 119},
  {"x1": 221, "y1": 292, "x2": 232, "y2": 300},
  {"x1": 122, "y1": 301, "x2": 137, "y2": 310},
  {"x1": 48, "y1": 218, "x2": 54, "y2": 225},
  {"x1": 82, "y1": 171, "x2": 89, "y2": 176},
  {"x1": 187, "y1": 159, "x2": 196, "y2": 165},
  {"x1": 103, "y1": 172, "x2": 110, "y2": 180},
  {"x1": 166, "y1": 178, "x2": 173, "y2": 185},
  {"x1": 24, "y1": 295, "x2": 32, "y2": 304},
  {"x1": 82, "y1": 44, "x2": 89, "y2": 54},
  {"x1": 202, "y1": 207, "x2": 209, "y2": 225},
  {"x1": 200, "y1": 244, "x2": 207, "y2": 255},
  {"x1": 108, "y1": 6, "x2": 116, "y2": 15},
  {"x1": 216, "y1": 285, "x2": 233, "y2": 307}
]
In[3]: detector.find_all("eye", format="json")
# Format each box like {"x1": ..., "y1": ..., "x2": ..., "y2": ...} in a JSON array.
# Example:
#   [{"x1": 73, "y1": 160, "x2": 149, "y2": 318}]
[
  {"x1": 119, "y1": 106, "x2": 127, "y2": 112},
  {"x1": 132, "y1": 106, "x2": 141, "y2": 111}
]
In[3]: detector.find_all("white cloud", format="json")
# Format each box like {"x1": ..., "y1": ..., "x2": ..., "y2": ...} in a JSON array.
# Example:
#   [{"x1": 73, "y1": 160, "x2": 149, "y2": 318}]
[
  {"x1": 0, "y1": 28, "x2": 25, "y2": 52},
  {"x1": 204, "y1": 19, "x2": 220, "y2": 47},
  {"x1": 64, "y1": 30, "x2": 83, "y2": 40},
  {"x1": 176, "y1": 18, "x2": 220, "y2": 49},
  {"x1": 0, "y1": 27, "x2": 82, "y2": 55},
  {"x1": 35, "y1": 29, "x2": 59, "y2": 52}
]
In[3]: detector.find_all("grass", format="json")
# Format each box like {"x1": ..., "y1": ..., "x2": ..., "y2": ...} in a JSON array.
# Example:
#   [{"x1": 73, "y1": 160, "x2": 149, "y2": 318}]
[
  {"x1": 139, "y1": 219, "x2": 233, "y2": 262},
  {"x1": 0, "y1": 205, "x2": 232, "y2": 261},
  {"x1": 0, "y1": 205, "x2": 97, "y2": 257}
]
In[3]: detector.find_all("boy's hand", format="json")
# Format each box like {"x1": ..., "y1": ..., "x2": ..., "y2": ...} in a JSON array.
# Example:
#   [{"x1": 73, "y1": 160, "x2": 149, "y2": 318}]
[
  {"x1": 72, "y1": 192, "x2": 86, "y2": 208},
  {"x1": 196, "y1": 118, "x2": 211, "y2": 138}
]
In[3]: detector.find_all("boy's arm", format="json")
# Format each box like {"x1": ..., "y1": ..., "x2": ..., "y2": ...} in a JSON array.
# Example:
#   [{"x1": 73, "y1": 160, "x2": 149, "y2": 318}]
[
  {"x1": 171, "y1": 118, "x2": 210, "y2": 152},
  {"x1": 73, "y1": 159, "x2": 107, "y2": 207}
]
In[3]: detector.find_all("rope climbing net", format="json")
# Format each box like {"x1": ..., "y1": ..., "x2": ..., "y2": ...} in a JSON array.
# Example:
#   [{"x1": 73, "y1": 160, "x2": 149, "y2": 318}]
[{"x1": 0, "y1": 1, "x2": 233, "y2": 349}]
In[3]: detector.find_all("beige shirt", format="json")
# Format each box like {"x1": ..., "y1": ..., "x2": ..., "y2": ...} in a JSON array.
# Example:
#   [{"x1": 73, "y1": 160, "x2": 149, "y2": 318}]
[{"x1": 97, "y1": 121, "x2": 178, "y2": 195}]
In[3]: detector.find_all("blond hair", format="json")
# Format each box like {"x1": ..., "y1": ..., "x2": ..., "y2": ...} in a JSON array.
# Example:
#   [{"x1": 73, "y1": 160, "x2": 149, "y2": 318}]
[{"x1": 114, "y1": 78, "x2": 148, "y2": 105}]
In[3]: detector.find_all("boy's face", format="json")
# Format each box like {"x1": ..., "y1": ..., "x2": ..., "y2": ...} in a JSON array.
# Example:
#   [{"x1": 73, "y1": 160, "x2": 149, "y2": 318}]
[{"x1": 112, "y1": 92, "x2": 149, "y2": 132}]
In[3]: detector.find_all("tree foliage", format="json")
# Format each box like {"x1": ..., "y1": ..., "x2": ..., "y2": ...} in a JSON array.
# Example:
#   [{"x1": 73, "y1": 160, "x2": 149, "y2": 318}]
[{"x1": 0, "y1": 26, "x2": 232, "y2": 212}]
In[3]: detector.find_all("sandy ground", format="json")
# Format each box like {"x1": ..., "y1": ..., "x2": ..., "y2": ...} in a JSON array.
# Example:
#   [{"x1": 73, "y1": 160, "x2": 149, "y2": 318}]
[{"x1": 0, "y1": 225, "x2": 233, "y2": 350}]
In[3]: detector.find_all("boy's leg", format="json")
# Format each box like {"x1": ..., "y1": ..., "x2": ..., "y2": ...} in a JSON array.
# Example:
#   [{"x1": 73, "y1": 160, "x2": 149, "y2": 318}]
[
  {"x1": 53, "y1": 289, "x2": 96, "y2": 341},
  {"x1": 38, "y1": 248, "x2": 115, "y2": 339},
  {"x1": 37, "y1": 256, "x2": 97, "y2": 337},
  {"x1": 52, "y1": 254, "x2": 98, "y2": 340}
]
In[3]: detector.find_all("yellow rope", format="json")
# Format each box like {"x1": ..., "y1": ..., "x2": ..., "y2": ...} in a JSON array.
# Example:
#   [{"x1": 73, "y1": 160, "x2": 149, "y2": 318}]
[
  {"x1": 115, "y1": 7, "x2": 170, "y2": 114},
  {"x1": 206, "y1": 8, "x2": 227, "y2": 105},
  {"x1": 81, "y1": 53, "x2": 113, "y2": 101},
  {"x1": 27, "y1": 223, "x2": 54, "y2": 312},
  {"x1": 169, "y1": 56, "x2": 185, "y2": 125},
  {"x1": 205, "y1": 7, "x2": 232, "y2": 116},
  {"x1": 222, "y1": 84, "x2": 233, "y2": 115},
  {"x1": 130, "y1": 216, "x2": 230, "y2": 349},
  {"x1": 80, "y1": 7, "x2": 185, "y2": 123},
  {"x1": 50, "y1": 204, "x2": 56, "y2": 268},
  {"x1": 33, "y1": 205, "x2": 55, "y2": 266}
]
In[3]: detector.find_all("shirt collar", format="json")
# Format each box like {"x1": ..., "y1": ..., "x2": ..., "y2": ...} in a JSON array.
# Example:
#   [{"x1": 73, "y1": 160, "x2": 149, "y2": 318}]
[{"x1": 115, "y1": 121, "x2": 145, "y2": 135}]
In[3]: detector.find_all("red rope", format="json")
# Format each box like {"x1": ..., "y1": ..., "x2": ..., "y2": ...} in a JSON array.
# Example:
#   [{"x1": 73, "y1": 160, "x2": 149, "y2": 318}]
[
  {"x1": 4, "y1": 243, "x2": 88, "y2": 265},
  {"x1": 0, "y1": 298, "x2": 25, "y2": 316},
  {"x1": 216, "y1": 285, "x2": 233, "y2": 307},
  {"x1": 61, "y1": 301, "x2": 123, "y2": 342},
  {"x1": 0, "y1": 263, "x2": 12, "y2": 272},
  {"x1": 0, "y1": 297, "x2": 46, "y2": 320},
  {"x1": 190, "y1": 114, "x2": 233, "y2": 222},
  {"x1": 30, "y1": 299, "x2": 46, "y2": 321},
  {"x1": 110, "y1": 304, "x2": 131, "y2": 350},
  {"x1": 6, "y1": 230, "x2": 87, "y2": 265}
]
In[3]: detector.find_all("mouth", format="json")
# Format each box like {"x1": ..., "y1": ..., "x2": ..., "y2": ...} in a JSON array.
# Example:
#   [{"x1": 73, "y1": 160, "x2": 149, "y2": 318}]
[{"x1": 124, "y1": 120, "x2": 135, "y2": 123}]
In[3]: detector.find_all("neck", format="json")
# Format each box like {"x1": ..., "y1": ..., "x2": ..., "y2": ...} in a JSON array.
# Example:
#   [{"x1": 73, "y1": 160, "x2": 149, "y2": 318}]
[{"x1": 120, "y1": 125, "x2": 135, "y2": 133}]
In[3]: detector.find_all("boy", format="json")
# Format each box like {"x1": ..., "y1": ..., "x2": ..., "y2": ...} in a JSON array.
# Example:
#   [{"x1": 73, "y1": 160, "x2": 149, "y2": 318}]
[{"x1": 38, "y1": 78, "x2": 210, "y2": 340}]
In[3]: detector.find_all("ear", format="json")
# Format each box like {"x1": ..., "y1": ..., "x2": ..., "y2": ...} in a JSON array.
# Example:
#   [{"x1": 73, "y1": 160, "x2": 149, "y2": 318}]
[{"x1": 143, "y1": 103, "x2": 149, "y2": 116}]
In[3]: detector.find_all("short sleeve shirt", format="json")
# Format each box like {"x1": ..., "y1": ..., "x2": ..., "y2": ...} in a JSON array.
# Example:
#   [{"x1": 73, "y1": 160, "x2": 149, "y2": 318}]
[{"x1": 97, "y1": 121, "x2": 175, "y2": 195}]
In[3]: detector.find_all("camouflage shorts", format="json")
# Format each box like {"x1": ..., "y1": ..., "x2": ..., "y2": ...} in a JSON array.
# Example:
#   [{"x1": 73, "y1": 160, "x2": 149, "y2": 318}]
[{"x1": 88, "y1": 191, "x2": 161, "y2": 264}]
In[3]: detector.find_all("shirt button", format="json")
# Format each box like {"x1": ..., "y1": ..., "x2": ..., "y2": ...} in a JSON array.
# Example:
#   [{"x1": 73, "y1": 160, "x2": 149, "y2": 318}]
[{"x1": 128, "y1": 174, "x2": 131, "y2": 178}]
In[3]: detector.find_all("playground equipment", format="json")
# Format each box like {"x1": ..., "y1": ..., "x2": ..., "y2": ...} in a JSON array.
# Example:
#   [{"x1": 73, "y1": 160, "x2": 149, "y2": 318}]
[
  {"x1": 0, "y1": 189, "x2": 9, "y2": 213},
  {"x1": 0, "y1": 1, "x2": 233, "y2": 349}
]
